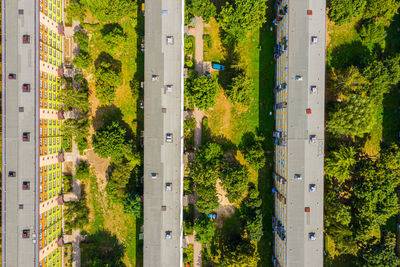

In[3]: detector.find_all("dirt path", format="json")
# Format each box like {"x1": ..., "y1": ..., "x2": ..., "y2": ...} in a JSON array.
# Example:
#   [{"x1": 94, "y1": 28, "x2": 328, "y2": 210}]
[
  {"x1": 188, "y1": 17, "x2": 208, "y2": 267},
  {"x1": 215, "y1": 179, "x2": 236, "y2": 227}
]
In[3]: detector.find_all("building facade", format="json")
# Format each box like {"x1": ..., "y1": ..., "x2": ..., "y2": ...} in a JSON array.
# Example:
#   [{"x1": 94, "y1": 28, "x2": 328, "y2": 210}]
[
  {"x1": 3, "y1": 0, "x2": 64, "y2": 266},
  {"x1": 272, "y1": 0, "x2": 325, "y2": 266}
]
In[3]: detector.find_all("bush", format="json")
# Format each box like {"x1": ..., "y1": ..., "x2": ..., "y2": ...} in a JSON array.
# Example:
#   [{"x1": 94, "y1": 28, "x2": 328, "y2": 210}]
[
  {"x1": 185, "y1": 60, "x2": 194, "y2": 68},
  {"x1": 73, "y1": 30, "x2": 89, "y2": 53},
  {"x1": 75, "y1": 161, "x2": 90, "y2": 181},
  {"x1": 63, "y1": 175, "x2": 73, "y2": 193}
]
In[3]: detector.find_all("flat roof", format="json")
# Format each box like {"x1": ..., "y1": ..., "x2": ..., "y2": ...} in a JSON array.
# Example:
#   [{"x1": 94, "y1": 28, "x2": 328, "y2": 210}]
[
  {"x1": 2, "y1": 0, "x2": 39, "y2": 266},
  {"x1": 143, "y1": 0, "x2": 184, "y2": 266},
  {"x1": 285, "y1": 0, "x2": 325, "y2": 266}
]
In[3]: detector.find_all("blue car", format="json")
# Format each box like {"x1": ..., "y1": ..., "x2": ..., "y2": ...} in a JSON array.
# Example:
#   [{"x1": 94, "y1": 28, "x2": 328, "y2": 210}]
[
  {"x1": 207, "y1": 213, "x2": 217, "y2": 220},
  {"x1": 212, "y1": 63, "x2": 225, "y2": 71}
]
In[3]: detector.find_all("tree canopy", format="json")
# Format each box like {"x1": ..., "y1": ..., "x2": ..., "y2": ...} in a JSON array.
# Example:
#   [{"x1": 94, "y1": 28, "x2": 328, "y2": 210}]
[
  {"x1": 186, "y1": 0, "x2": 216, "y2": 23},
  {"x1": 325, "y1": 146, "x2": 357, "y2": 184},
  {"x1": 226, "y1": 73, "x2": 254, "y2": 105},
  {"x1": 194, "y1": 215, "x2": 216, "y2": 244},
  {"x1": 81, "y1": 0, "x2": 135, "y2": 22},
  {"x1": 92, "y1": 121, "x2": 128, "y2": 159},
  {"x1": 187, "y1": 75, "x2": 218, "y2": 110},
  {"x1": 219, "y1": 0, "x2": 268, "y2": 44},
  {"x1": 358, "y1": 232, "x2": 400, "y2": 266}
]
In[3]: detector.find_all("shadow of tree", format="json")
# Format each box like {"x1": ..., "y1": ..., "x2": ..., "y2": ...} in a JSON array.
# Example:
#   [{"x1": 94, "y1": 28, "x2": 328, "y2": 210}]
[
  {"x1": 94, "y1": 51, "x2": 122, "y2": 74},
  {"x1": 328, "y1": 41, "x2": 371, "y2": 70},
  {"x1": 100, "y1": 23, "x2": 126, "y2": 37},
  {"x1": 92, "y1": 104, "x2": 136, "y2": 141},
  {"x1": 81, "y1": 230, "x2": 126, "y2": 267}
]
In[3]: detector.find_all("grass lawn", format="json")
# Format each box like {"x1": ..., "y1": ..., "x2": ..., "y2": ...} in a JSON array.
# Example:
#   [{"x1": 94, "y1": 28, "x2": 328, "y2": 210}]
[
  {"x1": 200, "y1": 7, "x2": 275, "y2": 265},
  {"x1": 82, "y1": 174, "x2": 139, "y2": 267},
  {"x1": 78, "y1": 4, "x2": 144, "y2": 266}
]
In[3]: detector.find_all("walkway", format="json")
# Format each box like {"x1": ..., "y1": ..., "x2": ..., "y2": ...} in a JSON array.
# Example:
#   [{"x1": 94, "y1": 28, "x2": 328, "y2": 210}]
[{"x1": 187, "y1": 17, "x2": 207, "y2": 267}]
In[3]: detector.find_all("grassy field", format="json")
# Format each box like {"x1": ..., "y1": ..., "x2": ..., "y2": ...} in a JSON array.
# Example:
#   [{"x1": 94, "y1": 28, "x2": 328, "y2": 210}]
[
  {"x1": 200, "y1": 7, "x2": 275, "y2": 265},
  {"x1": 81, "y1": 174, "x2": 140, "y2": 266},
  {"x1": 77, "y1": 3, "x2": 144, "y2": 267}
]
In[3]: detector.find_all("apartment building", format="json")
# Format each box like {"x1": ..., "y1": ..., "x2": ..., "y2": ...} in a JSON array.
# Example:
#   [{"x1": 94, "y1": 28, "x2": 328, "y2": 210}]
[
  {"x1": 3, "y1": 0, "x2": 64, "y2": 266},
  {"x1": 272, "y1": 0, "x2": 325, "y2": 266}
]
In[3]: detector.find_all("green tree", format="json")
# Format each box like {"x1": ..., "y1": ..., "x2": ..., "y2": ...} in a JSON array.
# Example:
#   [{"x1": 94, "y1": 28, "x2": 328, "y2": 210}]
[
  {"x1": 195, "y1": 185, "x2": 219, "y2": 214},
  {"x1": 245, "y1": 210, "x2": 263, "y2": 242},
  {"x1": 75, "y1": 160, "x2": 90, "y2": 181},
  {"x1": 73, "y1": 30, "x2": 89, "y2": 53},
  {"x1": 106, "y1": 162, "x2": 133, "y2": 203},
  {"x1": 221, "y1": 163, "x2": 249, "y2": 202},
  {"x1": 358, "y1": 20, "x2": 387, "y2": 50},
  {"x1": 352, "y1": 148, "x2": 400, "y2": 240},
  {"x1": 92, "y1": 121, "x2": 127, "y2": 159},
  {"x1": 100, "y1": 23, "x2": 127, "y2": 54},
  {"x1": 73, "y1": 52, "x2": 92, "y2": 69},
  {"x1": 240, "y1": 132, "x2": 266, "y2": 170},
  {"x1": 195, "y1": 142, "x2": 223, "y2": 165},
  {"x1": 327, "y1": 93, "x2": 376, "y2": 137},
  {"x1": 325, "y1": 146, "x2": 357, "y2": 184},
  {"x1": 123, "y1": 193, "x2": 142, "y2": 217},
  {"x1": 328, "y1": 0, "x2": 366, "y2": 25},
  {"x1": 328, "y1": 66, "x2": 368, "y2": 99},
  {"x1": 64, "y1": 198, "x2": 89, "y2": 230},
  {"x1": 358, "y1": 232, "x2": 400, "y2": 266},
  {"x1": 61, "y1": 118, "x2": 89, "y2": 138},
  {"x1": 81, "y1": 0, "x2": 135, "y2": 22},
  {"x1": 59, "y1": 86, "x2": 89, "y2": 113},
  {"x1": 194, "y1": 215, "x2": 216, "y2": 244},
  {"x1": 219, "y1": 0, "x2": 268, "y2": 44},
  {"x1": 187, "y1": 75, "x2": 218, "y2": 110},
  {"x1": 186, "y1": 0, "x2": 217, "y2": 23},
  {"x1": 363, "y1": 0, "x2": 400, "y2": 26},
  {"x1": 66, "y1": 0, "x2": 86, "y2": 22},
  {"x1": 227, "y1": 73, "x2": 254, "y2": 105}
]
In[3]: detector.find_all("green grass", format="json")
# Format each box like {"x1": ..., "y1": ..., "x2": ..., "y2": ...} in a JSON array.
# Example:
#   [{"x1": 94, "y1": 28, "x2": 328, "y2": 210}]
[
  {"x1": 199, "y1": 9, "x2": 275, "y2": 266},
  {"x1": 83, "y1": 174, "x2": 139, "y2": 266}
]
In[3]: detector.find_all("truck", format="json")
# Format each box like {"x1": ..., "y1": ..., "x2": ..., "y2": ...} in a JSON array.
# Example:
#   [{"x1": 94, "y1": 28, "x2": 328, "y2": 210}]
[{"x1": 212, "y1": 63, "x2": 225, "y2": 71}]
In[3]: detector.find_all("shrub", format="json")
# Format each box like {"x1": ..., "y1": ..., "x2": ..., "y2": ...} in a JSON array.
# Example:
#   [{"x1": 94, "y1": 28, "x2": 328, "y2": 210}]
[
  {"x1": 75, "y1": 161, "x2": 89, "y2": 181},
  {"x1": 63, "y1": 175, "x2": 73, "y2": 193}
]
